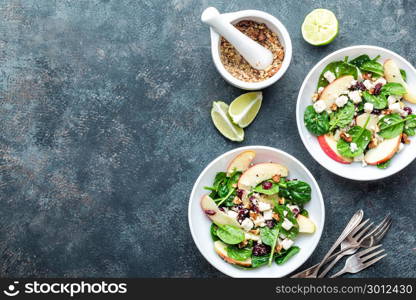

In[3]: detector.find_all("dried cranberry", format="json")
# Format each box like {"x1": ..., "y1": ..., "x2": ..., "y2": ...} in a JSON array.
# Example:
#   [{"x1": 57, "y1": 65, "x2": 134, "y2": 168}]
[
  {"x1": 404, "y1": 107, "x2": 413, "y2": 114},
  {"x1": 265, "y1": 219, "x2": 275, "y2": 228},
  {"x1": 237, "y1": 209, "x2": 249, "y2": 222},
  {"x1": 292, "y1": 208, "x2": 300, "y2": 216},
  {"x1": 204, "y1": 210, "x2": 216, "y2": 215},
  {"x1": 372, "y1": 109, "x2": 381, "y2": 115},
  {"x1": 252, "y1": 243, "x2": 271, "y2": 256},
  {"x1": 262, "y1": 181, "x2": 273, "y2": 190},
  {"x1": 373, "y1": 83, "x2": 382, "y2": 95},
  {"x1": 252, "y1": 205, "x2": 260, "y2": 213},
  {"x1": 236, "y1": 189, "x2": 244, "y2": 199},
  {"x1": 354, "y1": 81, "x2": 366, "y2": 91}
]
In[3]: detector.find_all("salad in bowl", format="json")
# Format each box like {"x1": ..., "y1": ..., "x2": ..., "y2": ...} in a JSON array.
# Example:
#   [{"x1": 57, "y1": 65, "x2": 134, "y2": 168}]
[
  {"x1": 303, "y1": 53, "x2": 416, "y2": 169},
  {"x1": 201, "y1": 150, "x2": 317, "y2": 269}
]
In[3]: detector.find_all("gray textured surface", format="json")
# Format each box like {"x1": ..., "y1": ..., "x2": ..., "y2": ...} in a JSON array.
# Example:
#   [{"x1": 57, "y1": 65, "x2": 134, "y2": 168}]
[{"x1": 0, "y1": 0, "x2": 415, "y2": 278}]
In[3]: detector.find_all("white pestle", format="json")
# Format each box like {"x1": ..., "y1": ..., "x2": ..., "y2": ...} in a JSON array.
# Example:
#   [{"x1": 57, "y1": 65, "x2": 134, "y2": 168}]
[{"x1": 201, "y1": 7, "x2": 274, "y2": 71}]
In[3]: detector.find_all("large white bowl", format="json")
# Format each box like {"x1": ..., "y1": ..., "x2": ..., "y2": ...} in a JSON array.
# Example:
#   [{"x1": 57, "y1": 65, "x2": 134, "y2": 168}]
[
  {"x1": 296, "y1": 45, "x2": 416, "y2": 181},
  {"x1": 188, "y1": 146, "x2": 325, "y2": 278}
]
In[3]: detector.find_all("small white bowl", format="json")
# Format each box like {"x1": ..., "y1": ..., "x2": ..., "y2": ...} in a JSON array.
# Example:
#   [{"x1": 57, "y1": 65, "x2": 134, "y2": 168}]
[
  {"x1": 188, "y1": 146, "x2": 325, "y2": 278},
  {"x1": 209, "y1": 10, "x2": 292, "y2": 90},
  {"x1": 296, "y1": 45, "x2": 416, "y2": 181}
]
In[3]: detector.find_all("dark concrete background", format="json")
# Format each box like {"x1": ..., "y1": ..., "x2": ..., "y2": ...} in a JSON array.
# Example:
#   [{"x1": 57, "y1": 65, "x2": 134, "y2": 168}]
[{"x1": 0, "y1": 0, "x2": 414, "y2": 277}]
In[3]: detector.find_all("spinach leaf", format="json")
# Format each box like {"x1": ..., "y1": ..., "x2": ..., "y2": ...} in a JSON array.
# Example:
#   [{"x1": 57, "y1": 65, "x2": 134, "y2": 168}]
[
  {"x1": 227, "y1": 171, "x2": 241, "y2": 189},
  {"x1": 227, "y1": 246, "x2": 252, "y2": 261},
  {"x1": 253, "y1": 180, "x2": 279, "y2": 195},
  {"x1": 378, "y1": 113, "x2": 404, "y2": 139},
  {"x1": 278, "y1": 180, "x2": 312, "y2": 204},
  {"x1": 275, "y1": 246, "x2": 300, "y2": 265},
  {"x1": 210, "y1": 224, "x2": 219, "y2": 241},
  {"x1": 300, "y1": 209, "x2": 309, "y2": 217},
  {"x1": 251, "y1": 255, "x2": 269, "y2": 268},
  {"x1": 304, "y1": 106, "x2": 330, "y2": 136},
  {"x1": 260, "y1": 226, "x2": 280, "y2": 265},
  {"x1": 317, "y1": 61, "x2": 339, "y2": 89},
  {"x1": 329, "y1": 101, "x2": 355, "y2": 130},
  {"x1": 216, "y1": 225, "x2": 245, "y2": 245},
  {"x1": 349, "y1": 55, "x2": 371, "y2": 68},
  {"x1": 360, "y1": 56, "x2": 384, "y2": 77},
  {"x1": 377, "y1": 160, "x2": 391, "y2": 169},
  {"x1": 362, "y1": 91, "x2": 387, "y2": 109},
  {"x1": 380, "y1": 82, "x2": 407, "y2": 96},
  {"x1": 317, "y1": 60, "x2": 358, "y2": 89},
  {"x1": 400, "y1": 69, "x2": 407, "y2": 82},
  {"x1": 337, "y1": 125, "x2": 372, "y2": 158},
  {"x1": 404, "y1": 115, "x2": 416, "y2": 136}
]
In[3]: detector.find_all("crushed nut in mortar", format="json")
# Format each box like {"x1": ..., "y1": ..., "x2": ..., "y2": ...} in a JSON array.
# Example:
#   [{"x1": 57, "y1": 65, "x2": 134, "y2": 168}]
[{"x1": 220, "y1": 20, "x2": 284, "y2": 82}]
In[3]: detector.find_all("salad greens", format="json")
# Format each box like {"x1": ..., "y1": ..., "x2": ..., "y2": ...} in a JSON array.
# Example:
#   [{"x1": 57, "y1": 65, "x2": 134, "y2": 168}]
[
  {"x1": 216, "y1": 225, "x2": 245, "y2": 245},
  {"x1": 304, "y1": 105, "x2": 330, "y2": 135},
  {"x1": 337, "y1": 117, "x2": 372, "y2": 158},
  {"x1": 317, "y1": 58, "x2": 358, "y2": 88},
  {"x1": 275, "y1": 246, "x2": 300, "y2": 265},
  {"x1": 329, "y1": 101, "x2": 355, "y2": 130}
]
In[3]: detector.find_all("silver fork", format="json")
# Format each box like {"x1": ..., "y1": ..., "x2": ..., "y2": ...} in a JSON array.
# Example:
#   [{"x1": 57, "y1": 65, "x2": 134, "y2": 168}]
[
  {"x1": 318, "y1": 215, "x2": 392, "y2": 277},
  {"x1": 292, "y1": 215, "x2": 391, "y2": 278},
  {"x1": 330, "y1": 245, "x2": 387, "y2": 278}
]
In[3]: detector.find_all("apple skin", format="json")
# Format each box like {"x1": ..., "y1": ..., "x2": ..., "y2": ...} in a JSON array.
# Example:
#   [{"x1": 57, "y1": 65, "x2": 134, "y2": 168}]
[
  {"x1": 364, "y1": 135, "x2": 401, "y2": 165},
  {"x1": 226, "y1": 150, "x2": 256, "y2": 176},
  {"x1": 214, "y1": 240, "x2": 252, "y2": 267},
  {"x1": 384, "y1": 59, "x2": 416, "y2": 104},
  {"x1": 200, "y1": 195, "x2": 241, "y2": 228},
  {"x1": 237, "y1": 163, "x2": 288, "y2": 190},
  {"x1": 319, "y1": 75, "x2": 355, "y2": 108},
  {"x1": 317, "y1": 134, "x2": 352, "y2": 164}
]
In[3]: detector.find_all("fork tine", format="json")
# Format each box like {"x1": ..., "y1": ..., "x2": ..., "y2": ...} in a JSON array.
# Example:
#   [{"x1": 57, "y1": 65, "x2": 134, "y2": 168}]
[
  {"x1": 361, "y1": 249, "x2": 385, "y2": 263},
  {"x1": 351, "y1": 219, "x2": 370, "y2": 236},
  {"x1": 363, "y1": 215, "x2": 391, "y2": 240},
  {"x1": 355, "y1": 221, "x2": 374, "y2": 240},
  {"x1": 357, "y1": 244, "x2": 382, "y2": 257},
  {"x1": 363, "y1": 253, "x2": 387, "y2": 268},
  {"x1": 374, "y1": 219, "x2": 392, "y2": 241},
  {"x1": 373, "y1": 218, "x2": 392, "y2": 239}
]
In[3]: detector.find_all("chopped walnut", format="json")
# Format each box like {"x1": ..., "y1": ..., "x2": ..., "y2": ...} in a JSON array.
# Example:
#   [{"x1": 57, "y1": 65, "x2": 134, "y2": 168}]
[
  {"x1": 402, "y1": 133, "x2": 411, "y2": 144},
  {"x1": 330, "y1": 103, "x2": 338, "y2": 111},
  {"x1": 368, "y1": 138, "x2": 378, "y2": 149},
  {"x1": 238, "y1": 240, "x2": 248, "y2": 248},
  {"x1": 340, "y1": 132, "x2": 353, "y2": 142},
  {"x1": 233, "y1": 197, "x2": 242, "y2": 205},
  {"x1": 272, "y1": 175, "x2": 281, "y2": 183},
  {"x1": 362, "y1": 73, "x2": 372, "y2": 80},
  {"x1": 272, "y1": 212, "x2": 280, "y2": 222},
  {"x1": 249, "y1": 229, "x2": 260, "y2": 235},
  {"x1": 278, "y1": 197, "x2": 285, "y2": 205},
  {"x1": 250, "y1": 211, "x2": 258, "y2": 219},
  {"x1": 275, "y1": 244, "x2": 283, "y2": 253}
]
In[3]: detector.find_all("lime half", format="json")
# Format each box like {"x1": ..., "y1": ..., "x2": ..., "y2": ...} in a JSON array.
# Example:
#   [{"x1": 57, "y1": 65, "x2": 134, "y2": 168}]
[
  {"x1": 211, "y1": 101, "x2": 244, "y2": 142},
  {"x1": 301, "y1": 8, "x2": 338, "y2": 46},
  {"x1": 228, "y1": 92, "x2": 262, "y2": 128}
]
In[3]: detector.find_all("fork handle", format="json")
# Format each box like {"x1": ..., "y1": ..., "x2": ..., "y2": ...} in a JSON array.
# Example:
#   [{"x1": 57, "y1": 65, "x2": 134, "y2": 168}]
[
  {"x1": 318, "y1": 254, "x2": 344, "y2": 278},
  {"x1": 330, "y1": 269, "x2": 347, "y2": 278}
]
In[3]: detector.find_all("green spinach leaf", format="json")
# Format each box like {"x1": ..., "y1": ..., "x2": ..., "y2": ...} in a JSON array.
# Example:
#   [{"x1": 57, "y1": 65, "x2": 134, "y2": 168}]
[
  {"x1": 210, "y1": 224, "x2": 219, "y2": 241},
  {"x1": 337, "y1": 125, "x2": 372, "y2": 158},
  {"x1": 349, "y1": 55, "x2": 371, "y2": 68},
  {"x1": 377, "y1": 160, "x2": 391, "y2": 169},
  {"x1": 362, "y1": 91, "x2": 387, "y2": 109},
  {"x1": 227, "y1": 246, "x2": 252, "y2": 261},
  {"x1": 404, "y1": 115, "x2": 416, "y2": 136},
  {"x1": 360, "y1": 56, "x2": 384, "y2": 77},
  {"x1": 278, "y1": 180, "x2": 312, "y2": 204},
  {"x1": 216, "y1": 225, "x2": 245, "y2": 245},
  {"x1": 329, "y1": 101, "x2": 355, "y2": 130},
  {"x1": 275, "y1": 246, "x2": 300, "y2": 265},
  {"x1": 260, "y1": 226, "x2": 280, "y2": 265},
  {"x1": 400, "y1": 69, "x2": 407, "y2": 82},
  {"x1": 304, "y1": 105, "x2": 330, "y2": 136},
  {"x1": 378, "y1": 113, "x2": 404, "y2": 139},
  {"x1": 251, "y1": 255, "x2": 269, "y2": 268},
  {"x1": 381, "y1": 82, "x2": 407, "y2": 96},
  {"x1": 317, "y1": 60, "x2": 358, "y2": 88},
  {"x1": 253, "y1": 180, "x2": 279, "y2": 195}
]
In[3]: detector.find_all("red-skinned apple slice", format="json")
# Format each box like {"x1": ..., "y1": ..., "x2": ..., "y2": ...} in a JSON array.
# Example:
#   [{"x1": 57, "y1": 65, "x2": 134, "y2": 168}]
[
  {"x1": 364, "y1": 135, "x2": 401, "y2": 165},
  {"x1": 214, "y1": 240, "x2": 252, "y2": 267},
  {"x1": 319, "y1": 75, "x2": 354, "y2": 108},
  {"x1": 237, "y1": 163, "x2": 288, "y2": 190},
  {"x1": 384, "y1": 59, "x2": 416, "y2": 104},
  {"x1": 356, "y1": 113, "x2": 378, "y2": 132},
  {"x1": 200, "y1": 195, "x2": 241, "y2": 228},
  {"x1": 318, "y1": 134, "x2": 353, "y2": 164},
  {"x1": 226, "y1": 150, "x2": 256, "y2": 176}
]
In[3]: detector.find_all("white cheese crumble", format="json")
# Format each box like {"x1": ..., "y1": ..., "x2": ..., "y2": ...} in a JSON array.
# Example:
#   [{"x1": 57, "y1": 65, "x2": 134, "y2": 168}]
[
  {"x1": 281, "y1": 218, "x2": 293, "y2": 231},
  {"x1": 323, "y1": 71, "x2": 336, "y2": 83},
  {"x1": 263, "y1": 210, "x2": 273, "y2": 221},
  {"x1": 363, "y1": 80, "x2": 374, "y2": 90},
  {"x1": 350, "y1": 79, "x2": 357, "y2": 87},
  {"x1": 364, "y1": 102, "x2": 374, "y2": 113},
  {"x1": 313, "y1": 100, "x2": 327, "y2": 113},
  {"x1": 387, "y1": 95, "x2": 397, "y2": 105},
  {"x1": 348, "y1": 90, "x2": 362, "y2": 104},
  {"x1": 374, "y1": 77, "x2": 387, "y2": 86},
  {"x1": 282, "y1": 238, "x2": 294, "y2": 250},
  {"x1": 350, "y1": 142, "x2": 358, "y2": 152},
  {"x1": 241, "y1": 218, "x2": 254, "y2": 231},
  {"x1": 227, "y1": 210, "x2": 238, "y2": 219},
  {"x1": 245, "y1": 232, "x2": 260, "y2": 241},
  {"x1": 258, "y1": 201, "x2": 271, "y2": 212},
  {"x1": 253, "y1": 215, "x2": 266, "y2": 227},
  {"x1": 389, "y1": 102, "x2": 402, "y2": 113},
  {"x1": 335, "y1": 95, "x2": 349, "y2": 107}
]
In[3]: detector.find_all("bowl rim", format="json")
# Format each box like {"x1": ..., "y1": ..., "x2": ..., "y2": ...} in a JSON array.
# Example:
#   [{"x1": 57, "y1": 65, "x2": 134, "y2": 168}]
[
  {"x1": 296, "y1": 45, "x2": 416, "y2": 181},
  {"x1": 209, "y1": 9, "x2": 292, "y2": 90},
  {"x1": 188, "y1": 145, "x2": 325, "y2": 278}
]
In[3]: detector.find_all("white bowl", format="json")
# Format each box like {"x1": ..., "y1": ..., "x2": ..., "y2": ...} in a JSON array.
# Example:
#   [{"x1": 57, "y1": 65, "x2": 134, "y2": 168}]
[
  {"x1": 188, "y1": 146, "x2": 325, "y2": 278},
  {"x1": 296, "y1": 45, "x2": 416, "y2": 181},
  {"x1": 209, "y1": 10, "x2": 292, "y2": 90}
]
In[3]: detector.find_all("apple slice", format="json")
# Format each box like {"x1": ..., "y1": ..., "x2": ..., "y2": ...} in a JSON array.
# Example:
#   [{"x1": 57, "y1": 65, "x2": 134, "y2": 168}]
[
  {"x1": 318, "y1": 134, "x2": 353, "y2": 164},
  {"x1": 226, "y1": 150, "x2": 256, "y2": 176},
  {"x1": 214, "y1": 240, "x2": 252, "y2": 267},
  {"x1": 356, "y1": 113, "x2": 379, "y2": 132},
  {"x1": 200, "y1": 195, "x2": 241, "y2": 228},
  {"x1": 297, "y1": 214, "x2": 316, "y2": 233},
  {"x1": 364, "y1": 134, "x2": 401, "y2": 165},
  {"x1": 237, "y1": 163, "x2": 288, "y2": 190},
  {"x1": 384, "y1": 59, "x2": 416, "y2": 104},
  {"x1": 319, "y1": 75, "x2": 354, "y2": 108}
]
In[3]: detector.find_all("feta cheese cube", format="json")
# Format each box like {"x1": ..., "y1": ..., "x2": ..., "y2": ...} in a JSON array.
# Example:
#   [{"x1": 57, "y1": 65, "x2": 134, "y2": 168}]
[
  {"x1": 282, "y1": 238, "x2": 294, "y2": 250},
  {"x1": 350, "y1": 142, "x2": 358, "y2": 152},
  {"x1": 241, "y1": 218, "x2": 254, "y2": 231},
  {"x1": 282, "y1": 218, "x2": 293, "y2": 231},
  {"x1": 350, "y1": 79, "x2": 357, "y2": 87},
  {"x1": 227, "y1": 210, "x2": 238, "y2": 219},
  {"x1": 279, "y1": 233, "x2": 287, "y2": 239},
  {"x1": 363, "y1": 80, "x2": 374, "y2": 90},
  {"x1": 335, "y1": 95, "x2": 349, "y2": 107},
  {"x1": 283, "y1": 210, "x2": 288, "y2": 217},
  {"x1": 348, "y1": 90, "x2": 362, "y2": 104},
  {"x1": 287, "y1": 204, "x2": 300, "y2": 214},
  {"x1": 245, "y1": 232, "x2": 260, "y2": 241},
  {"x1": 364, "y1": 102, "x2": 374, "y2": 113},
  {"x1": 323, "y1": 71, "x2": 336, "y2": 83},
  {"x1": 253, "y1": 215, "x2": 266, "y2": 227},
  {"x1": 258, "y1": 201, "x2": 271, "y2": 212},
  {"x1": 387, "y1": 95, "x2": 397, "y2": 105},
  {"x1": 313, "y1": 100, "x2": 327, "y2": 113},
  {"x1": 263, "y1": 210, "x2": 273, "y2": 221},
  {"x1": 389, "y1": 102, "x2": 401, "y2": 113},
  {"x1": 374, "y1": 77, "x2": 387, "y2": 86}
]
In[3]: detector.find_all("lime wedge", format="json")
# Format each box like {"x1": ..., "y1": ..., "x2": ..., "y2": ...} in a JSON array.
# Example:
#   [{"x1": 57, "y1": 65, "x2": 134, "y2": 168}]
[
  {"x1": 301, "y1": 8, "x2": 338, "y2": 46},
  {"x1": 228, "y1": 92, "x2": 262, "y2": 128},
  {"x1": 211, "y1": 101, "x2": 244, "y2": 142}
]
